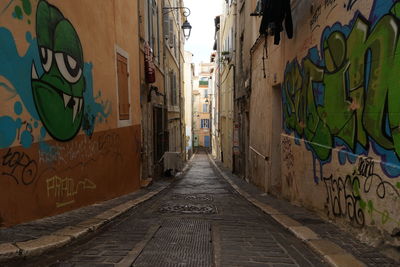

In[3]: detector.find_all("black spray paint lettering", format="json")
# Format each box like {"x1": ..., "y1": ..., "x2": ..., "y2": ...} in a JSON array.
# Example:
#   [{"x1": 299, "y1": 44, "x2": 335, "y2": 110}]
[
  {"x1": 354, "y1": 157, "x2": 400, "y2": 200},
  {"x1": 1, "y1": 148, "x2": 38, "y2": 185},
  {"x1": 323, "y1": 174, "x2": 365, "y2": 227}
]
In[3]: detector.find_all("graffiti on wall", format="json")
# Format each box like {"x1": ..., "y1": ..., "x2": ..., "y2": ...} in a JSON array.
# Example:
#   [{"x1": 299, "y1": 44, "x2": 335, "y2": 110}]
[
  {"x1": 2, "y1": 147, "x2": 37, "y2": 185},
  {"x1": 282, "y1": 136, "x2": 299, "y2": 199},
  {"x1": 323, "y1": 157, "x2": 400, "y2": 227},
  {"x1": 0, "y1": 0, "x2": 111, "y2": 149},
  {"x1": 46, "y1": 175, "x2": 96, "y2": 208},
  {"x1": 32, "y1": 0, "x2": 86, "y2": 141},
  {"x1": 283, "y1": 0, "x2": 400, "y2": 179}
]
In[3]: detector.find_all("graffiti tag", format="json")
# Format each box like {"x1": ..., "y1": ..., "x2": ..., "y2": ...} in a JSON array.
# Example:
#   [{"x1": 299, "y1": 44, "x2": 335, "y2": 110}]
[
  {"x1": 46, "y1": 175, "x2": 96, "y2": 208},
  {"x1": 1, "y1": 148, "x2": 37, "y2": 185}
]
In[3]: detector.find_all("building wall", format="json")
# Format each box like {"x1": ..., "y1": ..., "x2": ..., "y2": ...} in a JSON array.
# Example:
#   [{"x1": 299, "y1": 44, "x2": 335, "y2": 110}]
[
  {"x1": 0, "y1": 0, "x2": 141, "y2": 226},
  {"x1": 219, "y1": 1, "x2": 235, "y2": 170},
  {"x1": 250, "y1": 0, "x2": 400, "y2": 246},
  {"x1": 138, "y1": 0, "x2": 167, "y2": 179},
  {"x1": 234, "y1": 0, "x2": 261, "y2": 178},
  {"x1": 192, "y1": 63, "x2": 212, "y2": 148},
  {"x1": 164, "y1": 0, "x2": 185, "y2": 157},
  {"x1": 184, "y1": 51, "x2": 194, "y2": 159}
]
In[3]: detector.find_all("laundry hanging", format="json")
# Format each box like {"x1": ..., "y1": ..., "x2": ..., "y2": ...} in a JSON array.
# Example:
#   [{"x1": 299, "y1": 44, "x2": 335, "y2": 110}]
[{"x1": 259, "y1": 0, "x2": 293, "y2": 45}]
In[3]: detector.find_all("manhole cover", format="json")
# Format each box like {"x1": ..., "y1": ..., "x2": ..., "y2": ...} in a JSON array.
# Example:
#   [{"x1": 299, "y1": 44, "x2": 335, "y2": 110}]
[
  {"x1": 171, "y1": 194, "x2": 213, "y2": 202},
  {"x1": 159, "y1": 204, "x2": 217, "y2": 214}
]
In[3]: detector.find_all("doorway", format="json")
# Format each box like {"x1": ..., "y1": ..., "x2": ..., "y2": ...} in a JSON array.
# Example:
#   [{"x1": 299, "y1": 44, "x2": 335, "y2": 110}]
[{"x1": 204, "y1": 135, "x2": 210, "y2": 148}]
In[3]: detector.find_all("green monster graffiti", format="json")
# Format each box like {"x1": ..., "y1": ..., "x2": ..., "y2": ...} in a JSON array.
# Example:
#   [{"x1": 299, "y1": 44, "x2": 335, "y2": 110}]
[
  {"x1": 31, "y1": 1, "x2": 85, "y2": 141},
  {"x1": 283, "y1": 2, "x2": 400, "y2": 176}
]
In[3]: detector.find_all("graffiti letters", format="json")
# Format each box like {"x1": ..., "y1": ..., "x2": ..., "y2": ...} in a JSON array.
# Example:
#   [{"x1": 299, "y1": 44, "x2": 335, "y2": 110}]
[
  {"x1": 310, "y1": 4, "x2": 322, "y2": 31},
  {"x1": 354, "y1": 157, "x2": 400, "y2": 200},
  {"x1": 39, "y1": 132, "x2": 122, "y2": 165},
  {"x1": 324, "y1": 157, "x2": 400, "y2": 227},
  {"x1": 323, "y1": 174, "x2": 365, "y2": 227},
  {"x1": 284, "y1": 2, "x2": 400, "y2": 177},
  {"x1": 1, "y1": 148, "x2": 37, "y2": 185},
  {"x1": 46, "y1": 175, "x2": 96, "y2": 208}
]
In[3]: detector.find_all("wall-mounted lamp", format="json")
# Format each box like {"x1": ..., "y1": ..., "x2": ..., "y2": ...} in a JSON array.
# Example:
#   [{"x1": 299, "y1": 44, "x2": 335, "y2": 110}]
[
  {"x1": 181, "y1": 19, "x2": 192, "y2": 40},
  {"x1": 163, "y1": 6, "x2": 192, "y2": 40}
]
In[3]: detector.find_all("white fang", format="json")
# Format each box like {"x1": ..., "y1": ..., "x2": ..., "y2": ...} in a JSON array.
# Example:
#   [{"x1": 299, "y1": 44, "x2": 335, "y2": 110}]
[
  {"x1": 78, "y1": 98, "x2": 83, "y2": 113},
  {"x1": 72, "y1": 97, "x2": 79, "y2": 122},
  {"x1": 63, "y1": 93, "x2": 71, "y2": 108},
  {"x1": 32, "y1": 63, "x2": 38, "y2": 80}
]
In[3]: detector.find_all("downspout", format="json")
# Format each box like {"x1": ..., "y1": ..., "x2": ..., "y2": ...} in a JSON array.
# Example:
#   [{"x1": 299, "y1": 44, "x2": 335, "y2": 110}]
[{"x1": 178, "y1": 20, "x2": 184, "y2": 158}]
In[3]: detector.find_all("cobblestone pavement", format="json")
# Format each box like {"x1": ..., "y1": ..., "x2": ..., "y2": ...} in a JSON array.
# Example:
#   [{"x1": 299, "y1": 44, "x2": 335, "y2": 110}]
[
  {"x1": 213, "y1": 161, "x2": 398, "y2": 266},
  {"x1": 25, "y1": 151, "x2": 327, "y2": 267}
]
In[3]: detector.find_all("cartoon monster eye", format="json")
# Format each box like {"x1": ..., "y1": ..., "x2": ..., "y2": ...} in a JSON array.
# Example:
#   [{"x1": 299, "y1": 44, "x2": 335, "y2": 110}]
[
  {"x1": 55, "y1": 53, "x2": 82, "y2": 83},
  {"x1": 40, "y1": 47, "x2": 53, "y2": 72}
]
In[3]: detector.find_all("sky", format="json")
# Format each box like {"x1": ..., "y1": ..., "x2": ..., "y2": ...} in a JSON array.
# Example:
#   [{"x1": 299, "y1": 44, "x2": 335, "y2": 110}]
[{"x1": 183, "y1": 0, "x2": 222, "y2": 64}]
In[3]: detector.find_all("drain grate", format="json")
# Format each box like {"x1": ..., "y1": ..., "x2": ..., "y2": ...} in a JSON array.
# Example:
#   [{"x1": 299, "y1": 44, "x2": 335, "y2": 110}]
[
  {"x1": 171, "y1": 194, "x2": 213, "y2": 202},
  {"x1": 159, "y1": 204, "x2": 217, "y2": 214},
  {"x1": 132, "y1": 219, "x2": 212, "y2": 267}
]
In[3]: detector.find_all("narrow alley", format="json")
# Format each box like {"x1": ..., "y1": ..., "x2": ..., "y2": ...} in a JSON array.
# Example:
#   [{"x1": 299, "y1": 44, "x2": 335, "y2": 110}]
[
  {"x1": 17, "y1": 151, "x2": 326, "y2": 266},
  {"x1": 2, "y1": 0, "x2": 400, "y2": 266}
]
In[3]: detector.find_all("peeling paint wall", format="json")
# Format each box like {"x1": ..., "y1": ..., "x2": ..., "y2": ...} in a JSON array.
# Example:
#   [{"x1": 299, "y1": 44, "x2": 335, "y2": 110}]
[
  {"x1": 0, "y1": 0, "x2": 141, "y2": 226},
  {"x1": 251, "y1": 0, "x2": 400, "y2": 246}
]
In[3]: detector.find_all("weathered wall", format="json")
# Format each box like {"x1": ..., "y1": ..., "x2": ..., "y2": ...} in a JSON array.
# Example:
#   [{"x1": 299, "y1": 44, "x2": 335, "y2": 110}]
[
  {"x1": 0, "y1": 0, "x2": 141, "y2": 226},
  {"x1": 253, "y1": 0, "x2": 400, "y2": 246}
]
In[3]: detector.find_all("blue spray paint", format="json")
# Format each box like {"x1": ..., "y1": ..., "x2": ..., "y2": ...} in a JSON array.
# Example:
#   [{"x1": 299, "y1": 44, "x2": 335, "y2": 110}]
[
  {"x1": 0, "y1": 28, "x2": 40, "y2": 119},
  {"x1": 0, "y1": 25, "x2": 111, "y2": 149},
  {"x1": 82, "y1": 63, "x2": 111, "y2": 137}
]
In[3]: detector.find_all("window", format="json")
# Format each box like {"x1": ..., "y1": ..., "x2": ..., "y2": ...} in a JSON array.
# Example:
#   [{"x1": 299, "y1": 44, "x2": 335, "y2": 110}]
[
  {"x1": 116, "y1": 53, "x2": 130, "y2": 120},
  {"x1": 203, "y1": 104, "x2": 208, "y2": 112},
  {"x1": 201, "y1": 119, "x2": 210, "y2": 128},
  {"x1": 204, "y1": 89, "x2": 208, "y2": 98},
  {"x1": 199, "y1": 77, "x2": 209, "y2": 87},
  {"x1": 169, "y1": 71, "x2": 178, "y2": 106}
]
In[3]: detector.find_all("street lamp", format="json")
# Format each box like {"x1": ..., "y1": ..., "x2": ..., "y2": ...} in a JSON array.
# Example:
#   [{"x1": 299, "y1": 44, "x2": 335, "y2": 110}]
[
  {"x1": 181, "y1": 19, "x2": 192, "y2": 40},
  {"x1": 163, "y1": 6, "x2": 192, "y2": 40}
]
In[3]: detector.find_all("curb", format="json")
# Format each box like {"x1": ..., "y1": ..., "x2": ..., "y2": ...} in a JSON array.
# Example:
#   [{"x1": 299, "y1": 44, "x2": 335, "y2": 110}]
[
  {"x1": 0, "y1": 177, "x2": 179, "y2": 262},
  {"x1": 207, "y1": 153, "x2": 366, "y2": 267}
]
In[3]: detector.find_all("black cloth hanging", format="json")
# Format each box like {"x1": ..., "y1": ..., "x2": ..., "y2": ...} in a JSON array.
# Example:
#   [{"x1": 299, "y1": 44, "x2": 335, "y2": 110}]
[{"x1": 259, "y1": 0, "x2": 293, "y2": 45}]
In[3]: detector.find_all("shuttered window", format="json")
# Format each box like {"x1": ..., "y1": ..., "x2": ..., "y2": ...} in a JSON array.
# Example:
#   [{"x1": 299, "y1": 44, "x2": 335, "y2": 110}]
[
  {"x1": 116, "y1": 53, "x2": 130, "y2": 120},
  {"x1": 201, "y1": 119, "x2": 210, "y2": 129}
]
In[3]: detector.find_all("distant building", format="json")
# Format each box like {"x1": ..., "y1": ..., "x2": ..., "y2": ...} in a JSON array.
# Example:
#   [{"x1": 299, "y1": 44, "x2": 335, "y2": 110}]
[
  {"x1": 184, "y1": 51, "x2": 195, "y2": 159},
  {"x1": 192, "y1": 63, "x2": 213, "y2": 148}
]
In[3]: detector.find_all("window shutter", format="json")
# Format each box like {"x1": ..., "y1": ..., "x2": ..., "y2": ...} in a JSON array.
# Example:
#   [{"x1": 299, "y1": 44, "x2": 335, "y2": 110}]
[
  {"x1": 169, "y1": 19, "x2": 174, "y2": 47},
  {"x1": 169, "y1": 71, "x2": 174, "y2": 105},
  {"x1": 172, "y1": 73, "x2": 177, "y2": 106},
  {"x1": 117, "y1": 53, "x2": 130, "y2": 120},
  {"x1": 163, "y1": 13, "x2": 169, "y2": 40}
]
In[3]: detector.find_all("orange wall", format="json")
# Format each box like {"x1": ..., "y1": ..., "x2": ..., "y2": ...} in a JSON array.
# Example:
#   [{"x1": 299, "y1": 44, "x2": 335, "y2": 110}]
[{"x1": 0, "y1": 0, "x2": 141, "y2": 226}]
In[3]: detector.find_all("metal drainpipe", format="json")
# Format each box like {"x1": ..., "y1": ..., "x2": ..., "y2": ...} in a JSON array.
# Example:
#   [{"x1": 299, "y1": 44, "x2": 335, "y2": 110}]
[
  {"x1": 231, "y1": 63, "x2": 236, "y2": 172},
  {"x1": 178, "y1": 24, "x2": 184, "y2": 158}
]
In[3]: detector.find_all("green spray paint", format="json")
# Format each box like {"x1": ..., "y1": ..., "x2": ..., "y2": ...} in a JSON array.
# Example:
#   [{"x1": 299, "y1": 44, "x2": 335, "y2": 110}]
[
  {"x1": 283, "y1": 3, "x2": 400, "y2": 175},
  {"x1": 31, "y1": 1, "x2": 85, "y2": 141}
]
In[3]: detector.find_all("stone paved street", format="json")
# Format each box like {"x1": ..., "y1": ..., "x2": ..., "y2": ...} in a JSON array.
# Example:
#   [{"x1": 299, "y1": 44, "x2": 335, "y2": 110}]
[{"x1": 26, "y1": 151, "x2": 327, "y2": 266}]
